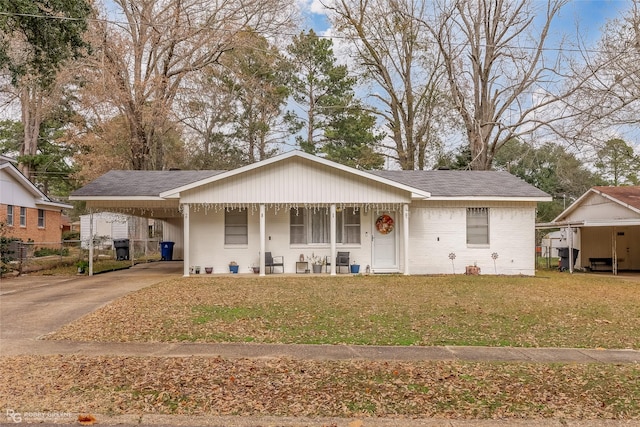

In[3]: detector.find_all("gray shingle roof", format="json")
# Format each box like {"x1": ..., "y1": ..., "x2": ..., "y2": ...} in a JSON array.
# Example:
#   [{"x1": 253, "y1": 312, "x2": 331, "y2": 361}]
[
  {"x1": 369, "y1": 170, "x2": 549, "y2": 198},
  {"x1": 71, "y1": 170, "x2": 224, "y2": 197},
  {"x1": 72, "y1": 167, "x2": 548, "y2": 199}
]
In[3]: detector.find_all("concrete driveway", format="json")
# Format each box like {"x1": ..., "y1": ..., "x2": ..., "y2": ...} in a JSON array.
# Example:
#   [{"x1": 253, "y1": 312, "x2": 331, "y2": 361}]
[{"x1": 0, "y1": 261, "x2": 182, "y2": 349}]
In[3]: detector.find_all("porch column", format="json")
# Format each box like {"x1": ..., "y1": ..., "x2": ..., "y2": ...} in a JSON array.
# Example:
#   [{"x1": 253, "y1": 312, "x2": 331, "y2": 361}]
[
  {"x1": 330, "y1": 204, "x2": 337, "y2": 275},
  {"x1": 88, "y1": 210, "x2": 94, "y2": 276},
  {"x1": 183, "y1": 204, "x2": 190, "y2": 277},
  {"x1": 260, "y1": 204, "x2": 266, "y2": 277},
  {"x1": 403, "y1": 203, "x2": 410, "y2": 275}
]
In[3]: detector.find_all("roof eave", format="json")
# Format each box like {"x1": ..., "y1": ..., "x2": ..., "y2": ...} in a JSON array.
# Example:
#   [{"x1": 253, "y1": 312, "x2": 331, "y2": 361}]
[
  {"x1": 427, "y1": 196, "x2": 551, "y2": 202},
  {"x1": 538, "y1": 218, "x2": 640, "y2": 228},
  {"x1": 69, "y1": 195, "x2": 168, "y2": 201},
  {"x1": 35, "y1": 200, "x2": 73, "y2": 210}
]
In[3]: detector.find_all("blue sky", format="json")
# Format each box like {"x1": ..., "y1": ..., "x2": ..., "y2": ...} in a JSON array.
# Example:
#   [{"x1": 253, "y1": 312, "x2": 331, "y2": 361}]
[
  {"x1": 302, "y1": 0, "x2": 629, "y2": 43},
  {"x1": 298, "y1": 0, "x2": 640, "y2": 154}
]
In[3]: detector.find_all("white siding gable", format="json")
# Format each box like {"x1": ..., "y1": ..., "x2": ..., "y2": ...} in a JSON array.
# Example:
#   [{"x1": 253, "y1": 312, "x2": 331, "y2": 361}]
[
  {"x1": 0, "y1": 168, "x2": 38, "y2": 207},
  {"x1": 180, "y1": 157, "x2": 410, "y2": 205},
  {"x1": 563, "y1": 192, "x2": 640, "y2": 222}
]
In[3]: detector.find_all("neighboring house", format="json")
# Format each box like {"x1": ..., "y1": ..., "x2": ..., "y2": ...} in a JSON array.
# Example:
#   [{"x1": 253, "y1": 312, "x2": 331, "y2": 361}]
[
  {"x1": 79, "y1": 212, "x2": 130, "y2": 249},
  {"x1": 540, "y1": 230, "x2": 565, "y2": 258},
  {"x1": 541, "y1": 186, "x2": 640, "y2": 273},
  {"x1": 0, "y1": 156, "x2": 72, "y2": 243},
  {"x1": 70, "y1": 151, "x2": 550, "y2": 276},
  {"x1": 79, "y1": 212, "x2": 160, "y2": 249}
]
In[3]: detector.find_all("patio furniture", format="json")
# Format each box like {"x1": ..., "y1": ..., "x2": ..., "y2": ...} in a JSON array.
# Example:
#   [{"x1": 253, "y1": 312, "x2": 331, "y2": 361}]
[
  {"x1": 324, "y1": 255, "x2": 331, "y2": 273},
  {"x1": 336, "y1": 251, "x2": 350, "y2": 273},
  {"x1": 265, "y1": 252, "x2": 284, "y2": 273}
]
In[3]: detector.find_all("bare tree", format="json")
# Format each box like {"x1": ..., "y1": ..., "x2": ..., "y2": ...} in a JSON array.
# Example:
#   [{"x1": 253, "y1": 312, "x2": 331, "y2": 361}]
[
  {"x1": 78, "y1": 0, "x2": 295, "y2": 171},
  {"x1": 564, "y1": 0, "x2": 640, "y2": 148},
  {"x1": 425, "y1": 0, "x2": 574, "y2": 170},
  {"x1": 326, "y1": 0, "x2": 453, "y2": 170},
  {"x1": 5, "y1": 71, "x2": 73, "y2": 180}
]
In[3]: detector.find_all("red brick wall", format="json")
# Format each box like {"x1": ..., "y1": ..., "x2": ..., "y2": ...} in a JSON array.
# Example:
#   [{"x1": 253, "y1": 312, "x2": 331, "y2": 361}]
[{"x1": 0, "y1": 204, "x2": 64, "y2": 243}]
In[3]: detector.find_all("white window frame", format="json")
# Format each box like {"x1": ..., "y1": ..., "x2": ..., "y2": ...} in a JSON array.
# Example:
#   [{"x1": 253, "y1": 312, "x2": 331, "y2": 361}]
[
  {"x1": 38, "y1": 209, "x2": 45, "y2": 228},
  {"x1": 224, "y1": 209, "x2": 248, "y2": 245},
  {"x1": 6, "y1": 205, "x2": 13, "y2": 226},
  {"x1": 290, "y1": 207, "x2": 361, "y2": 245},
  {"x1": 467, "y1": 207, "x2": 489, "y2": 246},
  {"x1": 19, "y1": 207, "x2": 26, "y2": 227}
]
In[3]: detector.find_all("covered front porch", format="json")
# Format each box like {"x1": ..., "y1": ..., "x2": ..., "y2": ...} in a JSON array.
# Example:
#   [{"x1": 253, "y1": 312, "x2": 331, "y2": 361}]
[{"x1": 180, "y1": 202, "x2": 411, "y2": 277}]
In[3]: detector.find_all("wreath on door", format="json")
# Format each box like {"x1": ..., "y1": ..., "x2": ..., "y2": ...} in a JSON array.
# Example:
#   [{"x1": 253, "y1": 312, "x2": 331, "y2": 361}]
[{"x1": 375, "y1": 214, "x2": 394, "y2": 234}]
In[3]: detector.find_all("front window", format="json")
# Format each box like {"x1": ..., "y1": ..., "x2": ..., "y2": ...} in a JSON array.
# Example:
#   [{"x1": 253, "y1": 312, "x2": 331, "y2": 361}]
[
  {"x1": 290, "y1": 207, "x2": 360, "y2": 245},
  {"x1": 19, "y1": 207, "x2": 26, "y2": 227},
  {"x1": 467, "y1": 207, "x2": 489, "y2": 245},
  {"x1": 6, "y1": 205, "x2": 13, "y2": 226},
  {"x1": 224, "y1": 209, "x2": 248, "y2": 245},
  {"x1": 38, "y1": 209, "x2": 45, "y2": 228}
]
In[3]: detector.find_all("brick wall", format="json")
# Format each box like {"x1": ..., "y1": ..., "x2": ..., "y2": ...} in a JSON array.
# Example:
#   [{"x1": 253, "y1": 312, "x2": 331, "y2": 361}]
[{"x1": 0, "y1": 204, "x2": 64, "y2": 243}]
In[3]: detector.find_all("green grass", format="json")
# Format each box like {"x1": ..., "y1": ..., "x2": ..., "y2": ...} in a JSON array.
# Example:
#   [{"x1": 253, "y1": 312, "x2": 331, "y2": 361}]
[{"x1": 50, "y1": 271, "x2": 640, "y2": 349}]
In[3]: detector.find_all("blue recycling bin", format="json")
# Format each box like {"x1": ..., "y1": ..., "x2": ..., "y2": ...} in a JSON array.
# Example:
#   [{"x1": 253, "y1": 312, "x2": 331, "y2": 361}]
[{"x1": 160, "y1": 241, "x2": 175, "y2": 261}]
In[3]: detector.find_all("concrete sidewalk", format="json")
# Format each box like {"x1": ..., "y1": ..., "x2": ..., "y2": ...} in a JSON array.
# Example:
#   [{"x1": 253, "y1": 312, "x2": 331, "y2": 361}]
[{"x1": 2, "y1": 338, "x2": 640, "y2": 364}]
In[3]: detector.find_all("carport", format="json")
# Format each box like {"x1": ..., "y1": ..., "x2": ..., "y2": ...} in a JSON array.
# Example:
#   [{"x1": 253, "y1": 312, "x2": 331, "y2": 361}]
[
  {"x1": 537, "y1": 186, "x2": 640, "y2": 274},
  {"x1": 69, "y1": 170, "x2": 222, "y2": 275}
]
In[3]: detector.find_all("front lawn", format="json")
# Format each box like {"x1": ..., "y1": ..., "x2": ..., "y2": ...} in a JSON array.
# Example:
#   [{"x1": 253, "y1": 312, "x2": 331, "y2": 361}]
[{"x1": 49, "y1": 272, "x2": 640, "y2": 349}]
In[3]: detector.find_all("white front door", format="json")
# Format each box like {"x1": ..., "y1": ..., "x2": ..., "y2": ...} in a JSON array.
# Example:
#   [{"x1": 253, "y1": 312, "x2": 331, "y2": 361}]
[{"x1": 372, "y1": 212, "x2": 398, "y2": 272}]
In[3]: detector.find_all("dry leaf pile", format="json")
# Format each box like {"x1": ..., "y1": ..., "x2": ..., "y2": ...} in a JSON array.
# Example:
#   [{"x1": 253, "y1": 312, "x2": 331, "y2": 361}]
[{"x1": 1, "y1": 355, "x2": 638, "y2": 420}]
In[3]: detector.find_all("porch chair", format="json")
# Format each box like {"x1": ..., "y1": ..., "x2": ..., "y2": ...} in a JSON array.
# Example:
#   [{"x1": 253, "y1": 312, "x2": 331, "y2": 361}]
[
  {"x1": 336, "y1": 251, "x2": 350, "y2": 273},
  {"x1": 325, "y1": 255, "x2": 331, "y2": 273},
  {"x1": 265, "y1": 252, "x2": 284, "y2": 274}
]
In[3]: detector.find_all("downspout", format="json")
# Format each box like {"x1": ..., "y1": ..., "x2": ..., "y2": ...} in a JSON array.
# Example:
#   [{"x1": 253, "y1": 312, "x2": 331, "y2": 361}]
[
  {"x1": 260, "y1": 204, "x2": 266, "y2": 277},
  {"x1": 183, "y1": 204, "x2": 190, "y2": 277}
]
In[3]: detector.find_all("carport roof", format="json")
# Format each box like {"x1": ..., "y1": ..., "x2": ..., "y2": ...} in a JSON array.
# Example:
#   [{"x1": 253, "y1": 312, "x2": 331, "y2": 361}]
[
  {"x1": 71, "y1": 170, "x2": 224, "y2": 198},
  {"x1": 537, "y1": 185, "x2": 640, "y2": 229}
]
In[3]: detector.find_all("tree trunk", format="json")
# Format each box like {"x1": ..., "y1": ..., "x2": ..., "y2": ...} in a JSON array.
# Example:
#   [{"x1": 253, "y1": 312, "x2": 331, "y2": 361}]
[{"x1": 19, "y1": 85, "x2": 43, "y2": 180}]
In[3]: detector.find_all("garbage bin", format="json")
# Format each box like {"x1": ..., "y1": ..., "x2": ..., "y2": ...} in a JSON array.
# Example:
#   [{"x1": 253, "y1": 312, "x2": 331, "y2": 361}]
[
  {"x1": 160, "y1": 241, "x2": 175, "y2": 261},
  {"x1": 113, "y1": 238, "x2": 130, "y2": 261},
  {"x1": 557, "y1": 247, "x2": 579, "y2": 271}
]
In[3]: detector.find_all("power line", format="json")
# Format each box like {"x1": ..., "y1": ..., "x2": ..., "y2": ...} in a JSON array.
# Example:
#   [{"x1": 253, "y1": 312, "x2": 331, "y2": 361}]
[{"x1": 0, "y1": 9, "x2": 634, "y2": 57}]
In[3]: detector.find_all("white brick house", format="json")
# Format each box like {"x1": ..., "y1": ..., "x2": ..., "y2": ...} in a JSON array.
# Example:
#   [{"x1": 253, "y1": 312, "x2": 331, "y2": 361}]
[{"x1": 70, "y1": 151, "x2": 550, "y2": 276}]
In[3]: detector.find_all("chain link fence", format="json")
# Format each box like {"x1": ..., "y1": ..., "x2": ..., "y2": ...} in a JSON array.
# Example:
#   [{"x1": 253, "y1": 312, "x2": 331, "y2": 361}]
[{"x1": 1, "y1": 238, "x2": 162, "y2": 277}]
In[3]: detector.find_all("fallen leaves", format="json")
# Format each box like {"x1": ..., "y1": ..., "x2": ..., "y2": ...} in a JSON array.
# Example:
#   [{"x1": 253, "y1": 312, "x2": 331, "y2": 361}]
[
  {"x1": 1, "y1": 355, "x2": 639, "y2": 420},
  {"x1": 46, "y1": 274, "x2": 640, "y2": 349}
]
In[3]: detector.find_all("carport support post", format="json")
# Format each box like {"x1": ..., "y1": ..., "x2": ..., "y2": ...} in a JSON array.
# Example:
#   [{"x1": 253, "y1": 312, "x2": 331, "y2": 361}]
[
  {"x1": 89, "y1": 211, "x2": 94, "y2": 276},
  {"x1": 183, "y1": 204, "x2": 190, "y2": 277},
  {"x1": 568, "y1": 225, "x2": 573, "y2": 274},
  {"x1": 612, "y1": 227, "x2": 618, "y2": 276},
  {"x1": 260, "y1": 204, "x2": 266, "y2": 277}
]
